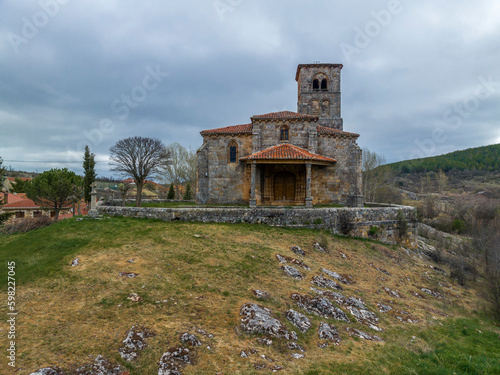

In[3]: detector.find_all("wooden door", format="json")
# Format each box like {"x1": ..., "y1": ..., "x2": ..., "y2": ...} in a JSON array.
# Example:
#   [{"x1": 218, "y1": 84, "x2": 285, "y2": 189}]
[{"x1": 274, "y1": 172, "x2": 295, "y2": 201}]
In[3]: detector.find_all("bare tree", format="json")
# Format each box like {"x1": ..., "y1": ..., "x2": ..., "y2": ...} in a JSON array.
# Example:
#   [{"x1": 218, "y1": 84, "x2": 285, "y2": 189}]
[
  {"x1": 109, "y1": 137, "x2": 169, "y2": 207},
  {"x1": 362, "y1": 148, "x2": 392, "y2": 202},
  {"x1": 162, "y1": 143, "x2": 196, "y2": 199}
]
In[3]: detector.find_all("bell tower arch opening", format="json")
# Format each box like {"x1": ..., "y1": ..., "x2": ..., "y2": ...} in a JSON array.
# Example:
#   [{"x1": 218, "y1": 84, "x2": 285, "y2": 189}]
[{"x1": 296, "y1": 63, "x2": 343, "y2": 130}]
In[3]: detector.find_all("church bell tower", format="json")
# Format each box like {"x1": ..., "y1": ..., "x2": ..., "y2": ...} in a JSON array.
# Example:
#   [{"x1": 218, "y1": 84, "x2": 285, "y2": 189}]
[{"x1": 296, "y1": 63, "x2": 343, "y2": 130}]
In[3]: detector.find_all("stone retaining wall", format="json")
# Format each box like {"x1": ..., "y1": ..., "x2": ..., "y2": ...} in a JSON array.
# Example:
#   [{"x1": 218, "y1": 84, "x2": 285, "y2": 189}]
[{"x1": 97, "y1": 205, "x2": 418, "y2": 248}]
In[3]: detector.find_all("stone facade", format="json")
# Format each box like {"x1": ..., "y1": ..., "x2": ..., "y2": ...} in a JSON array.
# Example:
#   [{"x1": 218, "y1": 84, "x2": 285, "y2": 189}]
[
  {"x1": 197, "y1": 63, "x2": 363, "y2": 207},
  {"x1": 97, "y1": 205, "x2": 418, "y2": 249}
]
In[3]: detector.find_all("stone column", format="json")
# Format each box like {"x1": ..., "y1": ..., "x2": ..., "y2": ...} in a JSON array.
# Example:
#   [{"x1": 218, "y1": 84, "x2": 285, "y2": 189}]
[
  {"x1": 249, "y1": 161, "x2": 257, "y2": 208},
  {"x1": 88, "y1": 183, "x2": 99, "y2": 218},
  {"x1": 305, "y1": 163, "x2": 313, "y2": 208}
]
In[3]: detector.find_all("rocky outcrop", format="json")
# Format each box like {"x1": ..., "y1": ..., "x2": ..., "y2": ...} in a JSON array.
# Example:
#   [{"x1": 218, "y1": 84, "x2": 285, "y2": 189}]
[
  {"x1": 119, "y1": 325, "x2": 156, "y2": 362},
  {"x1": 285, "y1": 309, "x2": 311, "y2": 333},
  {"x1": 281, "y1": 265, "x2": 304, "y2": 280},
  {"x1": 158, "y1": 347, "x2": 192, "y2": 375},
  {"x1": 290, "y1": 293, "x2": 349, "y2": 322},
  {"x1": 240, "y1": 303, "x2": 297, "y2": 341},
  {"x1": 318, "y1": 322, "x2": 341, "y2": 345}
]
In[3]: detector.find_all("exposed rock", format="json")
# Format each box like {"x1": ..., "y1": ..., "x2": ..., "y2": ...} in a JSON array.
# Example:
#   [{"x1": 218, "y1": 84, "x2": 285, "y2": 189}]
[
  {"x1": 346, "y1": 327, "x2": 383, "y2": 342},
  {"x1": 411, "y1": 291, "x2": 426, "y2": 299},
  {"x1": 276, "y1": 254, "x2": 287, "y2": 263},
  {"x1": 390, "y1": 310, "x2": 419, "y2": 324},
  {"x1": 345, "y1": 306, "x2": 381, "y2": 331},
  {"x1": 370, "y1": 263, "x2": 391, "y2": 276},
  {"x1": 290, "y1": 293, "x2": 349, "y2": 322},
  {"x1": 71, "y1": 258, "x2": 79, "y2": 267},
  {"x1": 193, "y1": 234, "x2": 209, "y2": 238},
  {"x1": 377, "y1": 303, "x2": 393, "y2": 313},
  {"x1": 253, "y1": 362, "x2": 267, "y2": 370},
  {"x1": 270, "y1": 365, "x2": 285, "y2": 372},
  {"x1": 119, "y1": 272, "x2": 138, "y2": 278},
  {"x1": 313, "y1": 242, "x2": 327, "y2": 252},
  {"x1": 285, "y1": 309, "x2": 311, "y2": 333},
  {"x1": 240, "y1": 303, "x2": 297, "y2": 341},
  {"x1": 240, "y1": 348, "x2": 258, "y2": 358},
  {"x1": 276, "y1": 254, "x2": 310, "y2": 269},
  {"x1": 318, "y1": 322, "x2": 341, "y2": 345},
  {"x1": 127, "y1": 293, "x2": 142, "y2": 303},
  {"x1": 321, "y1": 268, "x2": 351, "y2": 284},
  {"x1": 291, "y1": 353, "x2": 305, "y2": 359},
  {"x1": 287, "y1": 342, "x2": 305, "y2": 352},
  {"x1": 311, "y1": 287, "x2": 346, "y2": 306},
  {"x1": 281, "y1": 265, "x2": 304, "y2": 280},
  {"x1": 119, "y1": 325, "x2": 156, "y2": 362},
  {"x1": 311, "y1": 275, "x2": 343, "y2": 291},
  {"x1": 260, "y1": 354, "x2": 274, "y2": 362},
  {"x1": 290, "y1": 246, "x2": 305, "y2": 257},
  {"x1": 256, "y1": 338, "x2": 273, "y2": 346},
  {"x1": 158, "y1": 347, "x2": 192, "y2": 375},
  {"x1": 193, "y1": 327, "x2": 214, "y2": 338},
  {"x1": 75, "y1": 355, "x2": 124, "y2": 374},
  {"x1": 252, "y1": 289, "x2": 270, "y2": 300},
  {"x1": 30, "y1": 368, "x2": 65, "y2": 375},
  {"x1": 344, "y1": 296, "x2": 367, "y2": 310},
  {"x1": 421, "y1": 288, "x2": 444, "y2": 298},
  {"x1": 180, "y1": 333, "x2": 202, "y2": 347},
  {"x1": 383, "y1": 287, "x2": 401, "y2": 298}
]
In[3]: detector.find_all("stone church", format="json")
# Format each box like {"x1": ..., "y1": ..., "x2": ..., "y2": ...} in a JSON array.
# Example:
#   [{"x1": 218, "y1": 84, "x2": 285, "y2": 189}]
[{"x1": 196, "y1": 63, "x2": 363, "y2": 207}]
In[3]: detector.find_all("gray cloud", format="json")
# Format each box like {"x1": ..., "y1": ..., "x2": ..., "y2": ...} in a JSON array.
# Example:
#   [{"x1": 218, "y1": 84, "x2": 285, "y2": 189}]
[{"x1": 0, "y1": 0, "x2": 499, "y2": 177}]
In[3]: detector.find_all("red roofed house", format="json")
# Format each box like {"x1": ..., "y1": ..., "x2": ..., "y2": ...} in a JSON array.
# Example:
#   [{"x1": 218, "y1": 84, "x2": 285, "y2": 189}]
[
  {"x1": 0, "y1": 196, "x2": 74, "y2": 221},
  {"x1": 196, "y1": 63, "x2": 363, "y2": 207}
]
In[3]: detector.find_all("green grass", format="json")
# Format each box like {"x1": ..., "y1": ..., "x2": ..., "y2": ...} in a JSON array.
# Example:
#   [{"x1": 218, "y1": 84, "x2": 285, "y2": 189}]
[
  {"x1": 309, "y1": 318, "x2": 500, "y2": 374},
  {"x1": 1, "y1": 217, "x2": 499, "y2": 374}
]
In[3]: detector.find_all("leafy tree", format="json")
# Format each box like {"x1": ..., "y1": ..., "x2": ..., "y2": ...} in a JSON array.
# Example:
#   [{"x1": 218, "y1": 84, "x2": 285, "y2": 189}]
[
  {"x1": 167, "y1": 183, "x2": 175, "y2": 200},
  {"x1": 83, "y1": 145, "x2": 96, "y2": 204},
  {"x1": 183, "y1": 183, "x2": 192, "y2": 200},
  {"x1": 9, "y1": 177, "x2": 28, "y2": 193},
  {"x1": 25, "y1": 168, "x2": 81, "y2": 220},
  {"x1": 109, "y1": 137, "x2": 169, "y2": 207}
]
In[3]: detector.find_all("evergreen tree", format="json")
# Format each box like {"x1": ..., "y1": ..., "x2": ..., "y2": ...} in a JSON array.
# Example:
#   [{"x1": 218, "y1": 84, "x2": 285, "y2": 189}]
[
  {"x1": 167, "y1": 183, "x2": 175, "y2": 199},
  {"x1": 183, "y1": 183, "x2": 192, "y2": 200},
  {"x1": 25, "y1": 169, "x2": 81, "y2": 220},
  {"x1": 83, "y1": 145, "x2": 96, "y2": 204},
  {"x1": 10, "y1": 178, "x2": 27, "y2": 193},
  {"x1": 0, "y1": 157, "x2": 5, "y2": 187}
]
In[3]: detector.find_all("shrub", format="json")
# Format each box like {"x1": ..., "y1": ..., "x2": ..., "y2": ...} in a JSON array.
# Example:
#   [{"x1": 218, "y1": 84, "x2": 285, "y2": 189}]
[
  {"x1": 0, "y1": 212, "x2": 14, "y2": 225},
  {"x1": 368, "y1": 226, "x2": 379, "y2": 237},
  {"x1": 452, "y1": 219, "x2": 466, "y2": 234},
  {"x1": 1, "y1": 216, "x2": 54, "y2": 234}
]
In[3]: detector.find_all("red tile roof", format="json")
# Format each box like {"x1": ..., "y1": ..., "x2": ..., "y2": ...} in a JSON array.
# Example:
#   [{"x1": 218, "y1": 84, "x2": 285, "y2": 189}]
[
  {"x1": 240, "y1": 143, "x2": 336, "y2": 163},
  {"x1": 6, "y1": 177, "x2": 31, "y2": 182},
  {"x1": 1, "y1": 198, "x2": 40, "y2": 209},
  {"x1": 200, "y1": 123, "x2": 253, "y2": 136},
  {"x1": 251, "y1": 111, "x2": 318, "y2": 121},
  {"x1": 2, "y1": 193, "x2": 25, "y2": 205},
  {"x1": 317, "y1": 125, "x2": 359, "y2": 138}
]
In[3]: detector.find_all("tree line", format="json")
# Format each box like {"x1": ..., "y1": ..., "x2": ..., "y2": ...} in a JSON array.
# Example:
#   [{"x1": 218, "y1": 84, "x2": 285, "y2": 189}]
[{"x1": 388, "y1": 144, "x2": 500, "y2": 174}]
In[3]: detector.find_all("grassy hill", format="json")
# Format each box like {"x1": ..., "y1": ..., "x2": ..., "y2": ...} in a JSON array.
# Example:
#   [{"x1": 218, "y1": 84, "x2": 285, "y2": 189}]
[
  {"x1": 1, "y1": 218, "x2": 499, "y2": 374},
  {"x1": 389, "y1": 144, "x2": 500, "y2": 174}
]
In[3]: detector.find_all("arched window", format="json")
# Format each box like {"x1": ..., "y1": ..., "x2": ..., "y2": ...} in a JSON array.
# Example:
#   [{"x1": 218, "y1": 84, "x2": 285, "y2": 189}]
[
  {"x1": 313, "y1": 79, "x2": 319, "y2": 90},
  {"x1": 321, "y1": 79, "x2": 328, "y2": 90},
  {"x1": 280, "y1": 125, "x2": 289, "y2": 141},
  {"x1": 228, "y1": 141, "x2": 238, "y2": 163}
]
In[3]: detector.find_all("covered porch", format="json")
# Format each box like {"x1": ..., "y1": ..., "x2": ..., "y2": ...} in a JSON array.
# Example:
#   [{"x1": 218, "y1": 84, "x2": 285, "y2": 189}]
[{"x1": 240, "y1": 143, "x2": 336, "y2": 208}]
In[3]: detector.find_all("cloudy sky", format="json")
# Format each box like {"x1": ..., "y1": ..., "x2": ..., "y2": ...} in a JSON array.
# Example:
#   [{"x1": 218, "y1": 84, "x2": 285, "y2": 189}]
[{"x1": 1, "y1": 0, "x2": 499, "y2": 177}]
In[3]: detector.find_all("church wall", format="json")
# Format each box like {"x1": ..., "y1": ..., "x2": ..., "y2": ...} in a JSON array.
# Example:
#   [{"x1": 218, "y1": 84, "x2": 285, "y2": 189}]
[
  {"x1": 257, "y1": 120, "x2": 316, "y2": 151},
  {"x1": 197, "y1": 134, "x2": 253, "y2": 205}
]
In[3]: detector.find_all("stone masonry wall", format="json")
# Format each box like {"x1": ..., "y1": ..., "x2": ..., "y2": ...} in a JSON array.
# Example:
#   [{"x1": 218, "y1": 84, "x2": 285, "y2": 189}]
[{"x1": 98, "y1": 205, "x2": 418, "y2": 249}]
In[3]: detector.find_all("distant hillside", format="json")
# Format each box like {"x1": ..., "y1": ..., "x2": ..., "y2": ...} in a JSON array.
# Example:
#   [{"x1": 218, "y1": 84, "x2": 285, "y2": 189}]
[{"x1": 389, "y1": 144, "x2": 500, "y2": 173}]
